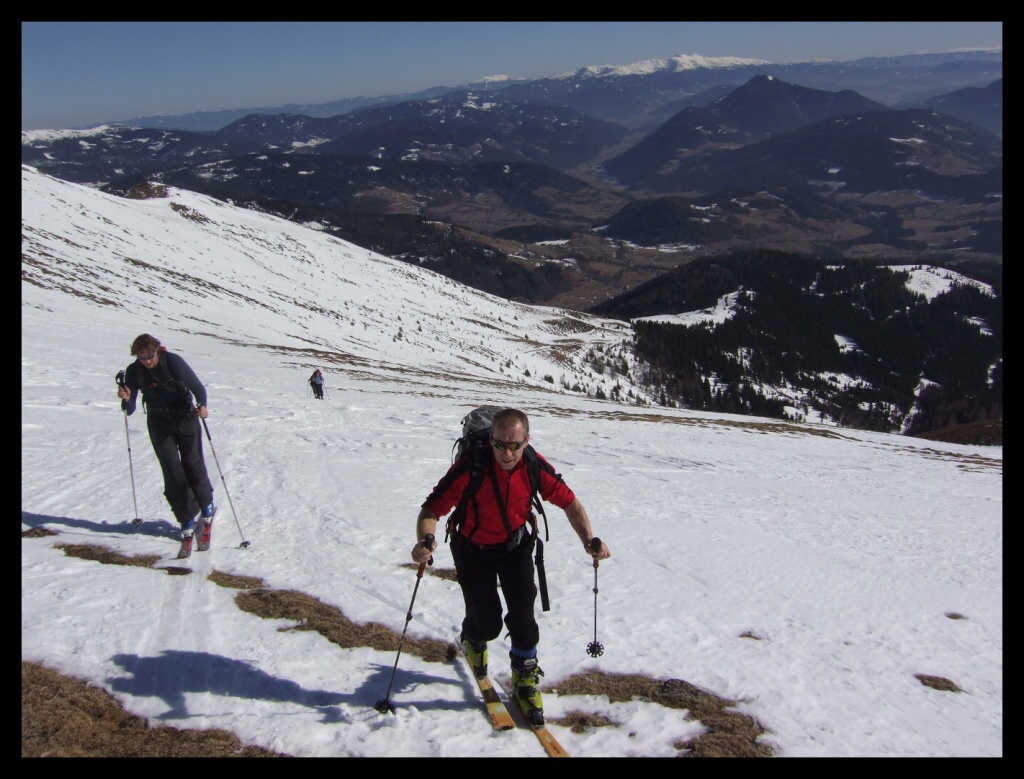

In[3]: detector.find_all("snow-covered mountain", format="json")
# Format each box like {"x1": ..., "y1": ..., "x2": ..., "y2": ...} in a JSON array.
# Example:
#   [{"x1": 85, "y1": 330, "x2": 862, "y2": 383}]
[
  {"x1": 64, "y1": 50, "x2": 1000, "y2": 133},
  {"x1": 21, "y1": 164, "x2": 645, "y2": 407},
  {"x1": 549, "y1": 53, "x2": 770, "y2": 80}
]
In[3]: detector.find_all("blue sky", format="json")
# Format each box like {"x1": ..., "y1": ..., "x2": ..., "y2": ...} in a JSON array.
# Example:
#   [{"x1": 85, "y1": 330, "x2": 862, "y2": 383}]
[{"x1": 21, "y1": 21, "x2": 1002, "y2": 131}]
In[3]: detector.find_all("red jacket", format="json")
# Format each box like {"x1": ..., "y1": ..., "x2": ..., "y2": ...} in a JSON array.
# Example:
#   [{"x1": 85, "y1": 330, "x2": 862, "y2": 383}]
[{"x1": 423, "y1": 453, "x2": 576, "y2": 546}]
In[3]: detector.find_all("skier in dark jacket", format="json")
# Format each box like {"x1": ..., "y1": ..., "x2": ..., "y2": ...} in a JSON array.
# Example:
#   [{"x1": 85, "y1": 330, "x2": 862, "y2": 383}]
[
  {"x1": 309, "y1": 369, "x2": 325, "y2": 399},
  {"x1": 116, "y1": 334, "x2": 215, "y2": 541}
]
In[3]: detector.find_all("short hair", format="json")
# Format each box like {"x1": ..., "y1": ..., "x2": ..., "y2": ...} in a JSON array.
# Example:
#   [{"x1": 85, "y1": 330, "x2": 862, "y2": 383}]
[
  {"x1": 492, "y1": 408, "x2": 529, "y2": 436},
  {"x1": 130, "y1": 333, "x2": 161, "y2": 356}
]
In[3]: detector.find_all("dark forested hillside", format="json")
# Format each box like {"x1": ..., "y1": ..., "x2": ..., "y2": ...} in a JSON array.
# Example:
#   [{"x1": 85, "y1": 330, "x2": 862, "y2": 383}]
[{"x1": 592, "y1": 250, "x2": 1002, "y2": 435}]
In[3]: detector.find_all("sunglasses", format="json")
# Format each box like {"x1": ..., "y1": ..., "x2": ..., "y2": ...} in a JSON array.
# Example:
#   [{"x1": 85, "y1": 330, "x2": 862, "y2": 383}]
[
  {"x1": 491, "y1": 438, "x2": 526, "y2": 452},
  {"x1": 137, "y1": 351, "x2": 158, "y2": 362}
]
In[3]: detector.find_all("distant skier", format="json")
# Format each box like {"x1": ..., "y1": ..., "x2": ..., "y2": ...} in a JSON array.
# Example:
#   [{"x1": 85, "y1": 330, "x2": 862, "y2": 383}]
[{"x1": 309, "y1": 369, "x2": 325, "y2": 400}]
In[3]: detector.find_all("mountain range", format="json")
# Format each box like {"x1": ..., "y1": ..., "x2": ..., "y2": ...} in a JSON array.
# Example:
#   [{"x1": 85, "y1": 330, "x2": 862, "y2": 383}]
[
  {"x1": 21, "y1": 164, "x2": 1001, "y2": 440},
  {"x1": 20, "y1": 49, "x2": 1002, "y2": 437},
  {"x1": 93, "y1": 50, "x2": 1002, "y2": 135},
  {"x1": 22, "y1": 49, "x2": 1002, "y2": 311}
]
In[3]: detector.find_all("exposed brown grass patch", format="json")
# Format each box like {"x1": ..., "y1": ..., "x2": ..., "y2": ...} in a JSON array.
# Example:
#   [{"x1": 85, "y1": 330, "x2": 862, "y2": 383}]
[
  {"x1": 400, "y1": 562, "x2": 459, "y2": 582},
  {"x1": 124, "y1": 181, "x2": 169, "y2": 199},
  {"x1": 22, "y1": 526, "x2": 57, "y2": 538},
  {"x1": 554, "y1": 710, "x2": 618, "y2": 733},
  {"x1": 235, "y1": 588, "x2": 455, "y2": 663},
  {"x1": 915, "y1": 674, "x2": 963, "y2": 693},
  {"x1": 21, "y1": 661, "x2": 288, "y2": 757},
  {"x1": 208, "y1": 570, "x2": 267, "y2": 589},
  {"x1": 54, "y1": 542, "x2": 161, "y2": 569},
  {"x1": 540, "y1": 406, "x2": 848, "y2": 439},
  {"x1": 550, "y1": 672, "x2": 773, "y2": 757},
  {"x1": 910, "y1": 418, "x2": 1002, "y2": 447}
]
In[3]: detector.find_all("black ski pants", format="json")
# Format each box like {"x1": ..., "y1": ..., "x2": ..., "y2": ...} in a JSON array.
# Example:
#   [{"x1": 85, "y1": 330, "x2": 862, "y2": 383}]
[
  {"x1": 147, "y1": 409, "x2": 214, "y2": 526},
  {"x1": 451, "y1": 529, "x2": 539, "y2": 653}
]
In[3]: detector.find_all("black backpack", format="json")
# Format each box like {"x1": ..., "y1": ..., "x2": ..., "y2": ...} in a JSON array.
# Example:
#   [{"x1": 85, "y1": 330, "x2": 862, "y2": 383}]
[
  {"x1": 141, "y1": 347, "x2": 195, "y2": 420},
  {"x1": 445, "y1": 406, "x2": 560, "y2": 610}
]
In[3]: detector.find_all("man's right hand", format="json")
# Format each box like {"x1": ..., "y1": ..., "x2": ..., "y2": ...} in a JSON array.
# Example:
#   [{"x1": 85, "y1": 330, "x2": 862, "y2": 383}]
[
  {"x1": 117, "y1": 386, "x2": 130, "y2": 400},
  {"x1": 411, "y1": 537, "x2": 435, "y2": 564}
]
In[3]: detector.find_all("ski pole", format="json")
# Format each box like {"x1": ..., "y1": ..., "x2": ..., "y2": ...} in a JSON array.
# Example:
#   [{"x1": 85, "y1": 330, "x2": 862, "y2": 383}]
[
  {"x1": 198, "y1": 414, "x2": 250, "y2": 549},
  {"x1": 586, "y1": 537, "x2": 604, "y2": 657},
  {"x1": 115, "y1": 371, "x2": 143, "y2": 525},
  {"x1": 375, "y1": 534, "x2": 434, "y2": 714}
]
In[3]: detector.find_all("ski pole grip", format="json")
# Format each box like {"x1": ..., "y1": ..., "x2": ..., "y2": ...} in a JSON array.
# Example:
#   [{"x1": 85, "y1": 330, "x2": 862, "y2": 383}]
[
  {"x1": 589, "y1": 536, "x2": 602, "y2": 567},
  {"x1": 423, "y1": 533, "x2": 435, "y2": 567}
]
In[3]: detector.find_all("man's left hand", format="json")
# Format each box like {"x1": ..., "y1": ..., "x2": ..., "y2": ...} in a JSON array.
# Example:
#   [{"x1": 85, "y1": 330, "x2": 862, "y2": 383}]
[{"x1": 587, "y1": 538, "x2": 611, "y2": 560}]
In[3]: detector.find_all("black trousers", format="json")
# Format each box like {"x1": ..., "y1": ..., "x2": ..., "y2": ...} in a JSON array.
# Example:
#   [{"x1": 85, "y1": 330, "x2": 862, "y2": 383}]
[
  {"x1": 451, "y1": 529, "x2": 539, "y2": 653},
  {"x1": 147, "y1": 410, "x2": 214, "y2": 526}
]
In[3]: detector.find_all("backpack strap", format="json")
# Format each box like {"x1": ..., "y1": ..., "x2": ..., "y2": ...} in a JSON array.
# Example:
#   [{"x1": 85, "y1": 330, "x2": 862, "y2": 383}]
[
  {"x1": 485, "y1": 464, "x2": 515, "y2": 537},
  {"x1": 522, "y1": 446, "x2": 555, "y2": 612},
  {"x1": 534, "y1": 529, "x2": 550, "y2": 613},
  {"x1": 138, "y1": 351, "x2": 174, "y2": 414},
  {"x1": 441, "y1": 455, "x2": 477, "y2": 543},
  {"x1": 523, "y1": 446, "x2": 559, "y2": 542}
]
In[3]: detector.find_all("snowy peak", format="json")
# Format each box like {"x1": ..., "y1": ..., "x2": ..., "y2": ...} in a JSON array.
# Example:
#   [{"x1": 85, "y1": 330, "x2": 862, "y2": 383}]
[{"x1": 551, "y1": 53, "x2": 770, "y2": 80}]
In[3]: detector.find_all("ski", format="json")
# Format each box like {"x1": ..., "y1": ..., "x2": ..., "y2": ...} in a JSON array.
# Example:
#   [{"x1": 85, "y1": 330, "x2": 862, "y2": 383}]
[
  {"x1": 197, "y1": 519, "x2": 212, "y2": 552},
  {"x1": 497, "y1": 674, "x2": 570, "y2": 757},
  {"x1": 458, "y1": 643, "x2": 569, "y2": 756},
  {"x1": 528, "y1": 723, "x2": 570, "y2": 758},
  {"x1": 459, "y1": 645, "x2": 515, "y2": 731},
  {"x1": 176, "y1": 534, "x2": 193, "y2": 559}
]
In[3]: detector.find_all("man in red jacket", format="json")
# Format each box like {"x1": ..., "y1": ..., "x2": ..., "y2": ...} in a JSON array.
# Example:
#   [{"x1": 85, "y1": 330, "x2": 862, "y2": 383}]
[{"x1": 412, "y1": 408, "x2": 610, "y2": 727}]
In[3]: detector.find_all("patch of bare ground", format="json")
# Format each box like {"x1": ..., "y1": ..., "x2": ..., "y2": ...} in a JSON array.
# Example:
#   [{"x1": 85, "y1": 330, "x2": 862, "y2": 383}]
[
  {"x1": 208, "y1": 570, "x2": 268, "y2": 589},
  {"x1": 910, "y1": 418, "x2": 1002, "y2": 447},
  {"x1": 22, "y1": 526, "x2": 57, "y2": 538},
  {"x1": 21, "y1": 661, "x2": 289, "y2": 757},
  {"x1": 401, "y1": 562, "x2": 459, "y2": 581},
  {"x1": 915, "y1": 674, "x2": 964, "y2": 693},
  {"x1": 52, "y1": 542, "x2": 163, "y2": 568},
  {"x1": 24, "y1": 537, "x2": 973, "y2": 756},
  {"x1": 548, "y1": 673, "x2": 773, "y2": 757},
  {"x1": 235, "y1": 588, "x2": 454, "y2": 662}
]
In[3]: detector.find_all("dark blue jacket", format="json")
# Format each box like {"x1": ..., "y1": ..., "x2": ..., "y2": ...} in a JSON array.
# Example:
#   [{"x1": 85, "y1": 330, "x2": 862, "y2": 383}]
[{"x1": 120, "y1": 350, "x2": 208, "y2": 417}]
